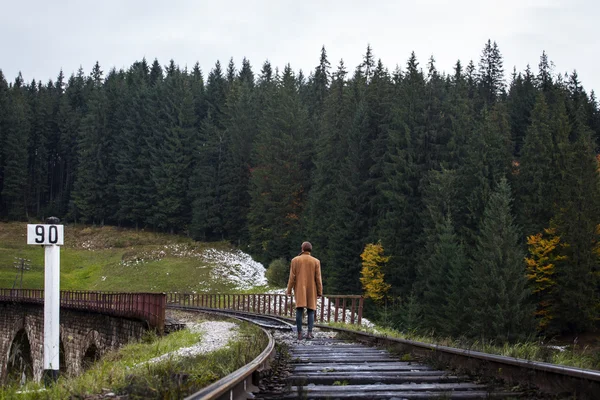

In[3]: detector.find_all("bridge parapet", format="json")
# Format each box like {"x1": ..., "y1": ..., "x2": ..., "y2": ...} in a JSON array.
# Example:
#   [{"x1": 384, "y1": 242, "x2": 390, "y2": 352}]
[
  {"x1": 167, "y1": 292, "x2": 364, "y2": 325},
  {"x1": 0, "y1": 289, "x2": 166, "y2": 332}
]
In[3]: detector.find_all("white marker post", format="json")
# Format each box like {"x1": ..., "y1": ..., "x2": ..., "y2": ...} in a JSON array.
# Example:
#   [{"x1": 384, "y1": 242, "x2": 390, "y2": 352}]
[{"x1": 27, "y1": 218, "x2": 63, "y2": 383}]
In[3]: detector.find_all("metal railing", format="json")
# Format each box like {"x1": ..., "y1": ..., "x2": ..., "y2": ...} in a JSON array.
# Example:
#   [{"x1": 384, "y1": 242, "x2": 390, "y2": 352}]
[
  {"x1": 167, "y1": 293, "x2": 364, "y2": 325},
  {"x1": 0, "y1": 289, "x2": 166, "y2": 332}
]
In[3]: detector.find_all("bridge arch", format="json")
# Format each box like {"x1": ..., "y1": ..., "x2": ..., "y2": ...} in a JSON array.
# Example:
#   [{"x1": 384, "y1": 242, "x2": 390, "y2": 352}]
[
  {"x1": 81, "y1": 330, "x2": 102, "y2": 371},
  {"x1": 1, "y1": 299, "x2": 153, "y2": 383},
  {"x1": 5, "y1": 329, "x2": 33, "y2": 385}
]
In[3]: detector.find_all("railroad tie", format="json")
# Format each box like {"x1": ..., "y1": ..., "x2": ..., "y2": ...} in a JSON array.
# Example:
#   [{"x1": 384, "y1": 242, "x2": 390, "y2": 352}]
[{"x1": 256, "y1": 337, "x2": 521, "y2": 399}]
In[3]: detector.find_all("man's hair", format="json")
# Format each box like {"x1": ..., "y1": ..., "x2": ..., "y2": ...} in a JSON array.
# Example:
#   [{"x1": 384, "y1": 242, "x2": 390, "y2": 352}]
[{"x1": 301, "y1": 241, "x2": 312, "y2": 252}]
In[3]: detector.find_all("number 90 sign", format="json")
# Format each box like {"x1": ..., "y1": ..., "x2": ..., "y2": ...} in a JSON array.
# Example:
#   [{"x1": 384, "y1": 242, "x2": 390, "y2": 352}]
[{"x1": 27, "y1": 224, "x2": 64, "y2": 245}]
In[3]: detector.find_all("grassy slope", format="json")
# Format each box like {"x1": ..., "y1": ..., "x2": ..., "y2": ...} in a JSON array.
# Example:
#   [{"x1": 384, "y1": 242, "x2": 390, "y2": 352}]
[
  {"x1": 0, "y1": 222, "x2": 268, "y2": 293},
  {"x1": 1, "y1": 317, "x2": 269, "y2": 399}
]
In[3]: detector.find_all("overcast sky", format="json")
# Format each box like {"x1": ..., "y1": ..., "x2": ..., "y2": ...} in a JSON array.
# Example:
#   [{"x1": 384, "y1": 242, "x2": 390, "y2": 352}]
[{"x1": 1, "y1": 0, "x2": 598, "y2": 94}]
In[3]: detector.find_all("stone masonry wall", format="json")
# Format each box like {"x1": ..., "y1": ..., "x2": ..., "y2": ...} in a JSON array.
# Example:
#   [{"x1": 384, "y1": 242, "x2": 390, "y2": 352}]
[{"x1": 0, "y1": 303, "x2": 147, "y2": 383}]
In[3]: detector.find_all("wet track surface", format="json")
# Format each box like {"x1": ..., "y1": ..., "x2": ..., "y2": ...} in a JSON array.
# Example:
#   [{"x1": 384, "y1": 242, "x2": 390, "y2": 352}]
[
  {"x1": 256, "y1": 335, "x2": 520, "y2": 400},
  {"x1": 174, "y1": 305, "x2": 598, "y2": 399}
]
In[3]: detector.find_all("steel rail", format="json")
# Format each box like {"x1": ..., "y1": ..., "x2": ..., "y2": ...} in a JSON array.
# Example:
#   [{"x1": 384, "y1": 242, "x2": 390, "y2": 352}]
[
  {"x1": 175, "y1": 305, "x2": 600, "y2": 399},
  {"x1": 170, "y1": 304, "x2": 294, "y2": 330},
  {"x1": 179, "y1": 308, "x2": 276, "y2": 400},
  {"x1": 317, "y1": 324, "x2": 600, "y2": 399}
]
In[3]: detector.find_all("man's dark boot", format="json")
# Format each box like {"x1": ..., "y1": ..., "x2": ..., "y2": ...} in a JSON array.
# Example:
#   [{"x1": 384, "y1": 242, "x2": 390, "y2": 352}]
[
  {"x1": 297, "y1": 331, "x2": 303, "y2": 340},
  {"x1": 306, "y1": 331, "x2": 314, "y2": 340}
]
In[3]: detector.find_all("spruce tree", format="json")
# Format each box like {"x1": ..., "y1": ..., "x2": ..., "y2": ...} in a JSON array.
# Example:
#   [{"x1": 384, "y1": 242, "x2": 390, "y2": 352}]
[
  {"x1": 537, "y1": 51, "x2": 553, "y2": 93},
  {"x1": 72, "y1": 62, "x2": 111, "y2": 224},
  {"x1": 57, "y1": 68, "x2": 86, "y2": 217},
  {"x1": 477, "y1": 39, "x2": 506, "y2": 105},
  {"x1": 550, "y1": 105, "x2": 600, "y2": 333},
  {"x1": 0, "y1": 70, "x2": 8, "y2": 216},
  {"x1": 469, "y1": 178, "x2": 534, "y2": 341},
  {"x1": 507, "y1": 66, "x2": 537, "y2": 156},
  {"x1": 477, "y1": 40, "x2": 505, "y2": 106},
  {"x1": 305, "y1": 60, "x2": 353, "y2": 287},
  {"x1": 307, "y1": 46, "x2": 330, "y2": 119},
  {"x1": 324, "y1": 96, "x2": 369, "y2": 294},
  {"x1": 2, "y1": 74, "x2": 30, "y2": 219},
  {"x1": 238, "y1": 57, "x2": 254, "y2": 86},
  {"x1": 377, "y1": 52, "x2": 424, "y2": 297},
  {"x1": 443, "y1": 60, "x2": 474, "y2": 171},
  {"x1": 190, "y1": 61, "x2": 228, "y2": 239},
  {"x1": 219, "y1": 60, "x2": 257, "y2": 243},
  {"x1": 26, "y1": 80, "x2": 50, "y2": 217},
  {"x1": 149, "y1": 58, "x2": 163, "y2": 86},
  {"x1": 419, "y1": 214, "x2": 468, "y2": 336},
  {"x1": 151, "y1": 66, "x2": 196, "y2": 232},
  {"x1": 516, "y1": 93, "x2": 555, "y2": 237},
  {"x1": 45, "y1": 71, "x2": 66, "y2": 216},
  {"x1": 114, "y1": 63, "x2": 157, "y2": 228},
  {"x1": 248, "y1": 64, "x2": 311, "y2": 263},
  {"x1": 456, "y1": 103, "x2": 512, "y2": 248}
]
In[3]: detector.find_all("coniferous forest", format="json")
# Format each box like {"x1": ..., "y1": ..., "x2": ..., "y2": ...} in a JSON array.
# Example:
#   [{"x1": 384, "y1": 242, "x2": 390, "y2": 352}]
[{"x1": 1, "y1": 41, "x2": 599, "y2": 341}]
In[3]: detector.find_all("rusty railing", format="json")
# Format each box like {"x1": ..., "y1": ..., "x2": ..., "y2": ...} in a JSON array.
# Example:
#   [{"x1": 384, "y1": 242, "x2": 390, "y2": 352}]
[
  {"x1": 0, "y1": 289, "x2": 166, "y2": 332},
  {"x1": 167, "y1": 293, "x2": 364, "y2": 325}
]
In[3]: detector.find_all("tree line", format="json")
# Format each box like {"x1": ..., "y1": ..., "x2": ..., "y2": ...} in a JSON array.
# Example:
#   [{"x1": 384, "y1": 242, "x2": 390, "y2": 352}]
[{"x1": 1, "y1": 40, "x2": 599, "y2": 340}]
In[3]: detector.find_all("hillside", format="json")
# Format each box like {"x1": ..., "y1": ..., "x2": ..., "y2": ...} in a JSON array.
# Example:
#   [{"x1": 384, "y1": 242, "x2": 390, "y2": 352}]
[{"x1": 0, "y1": 222, "x2": 268, "y2": 293}]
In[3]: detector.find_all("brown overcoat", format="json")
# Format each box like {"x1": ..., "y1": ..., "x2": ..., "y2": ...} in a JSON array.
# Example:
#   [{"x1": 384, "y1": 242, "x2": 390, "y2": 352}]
[{"x1": 286, "y1": 251, "x2": 323, "y2": 310}]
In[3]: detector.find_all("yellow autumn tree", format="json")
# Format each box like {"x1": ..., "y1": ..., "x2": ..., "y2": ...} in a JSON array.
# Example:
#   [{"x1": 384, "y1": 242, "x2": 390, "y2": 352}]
[
  {"x1": 360, "y1": 243, "x2": 391, "y2": 303},
  {"x1": 525, "y1": 227, "x2": 567, "y2": 331}
]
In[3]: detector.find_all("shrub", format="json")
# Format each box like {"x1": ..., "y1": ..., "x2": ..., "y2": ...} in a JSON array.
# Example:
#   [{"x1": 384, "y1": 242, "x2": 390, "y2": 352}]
[{"x1": 266, "y1": 258, "x2": 289, "y2": 288}]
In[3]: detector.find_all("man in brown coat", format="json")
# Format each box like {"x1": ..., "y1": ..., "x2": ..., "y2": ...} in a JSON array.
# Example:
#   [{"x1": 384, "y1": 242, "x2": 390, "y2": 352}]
[{"x1": 286, "y1": 241, "x2": 323, "y2": 340}]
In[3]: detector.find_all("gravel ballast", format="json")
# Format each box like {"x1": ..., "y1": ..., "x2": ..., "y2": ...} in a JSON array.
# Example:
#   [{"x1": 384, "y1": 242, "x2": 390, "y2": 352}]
[{"x1": 147, "y1": 320, "x2": 238, "y2": 364}]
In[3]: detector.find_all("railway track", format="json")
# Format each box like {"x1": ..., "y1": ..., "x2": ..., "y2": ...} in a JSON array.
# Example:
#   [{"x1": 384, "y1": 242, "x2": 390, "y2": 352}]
[
  {"x1": 257, "y1": 338, "x2": 519, "y2": 399},
  {"x1": 174, "y1": 306, "x2": 600, "y2": 400}
]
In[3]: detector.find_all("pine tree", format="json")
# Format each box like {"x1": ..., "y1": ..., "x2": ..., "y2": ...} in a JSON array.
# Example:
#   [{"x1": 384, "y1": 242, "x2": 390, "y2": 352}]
[
  {"x1": 307, "y1": 46, "x2": 330, "y2": 119},
  {"x1": 377, "y1": 52, "x2": 424, "y2": 297},
  {"x1": 305, "y1": 60, "x2": 354, "y2": 287},
  {"x1": 477, "y1": 40, "x2": 505, "y2": 105},
  {"x1": 149, "y1": 58, "x2": 163, "y2": 86},
  {"x1": 26, "y1": 80, "x2": 50, "y2": 217},
  {"x1": 190, "y1": 61, "x2": 228, "y2": 239},
  {"x1": 516, "y1": 93, "x2": 555, "y2": 237},
  {"x1": 442, "y1": 60, "x2": 474, "y2": 171},
  {"x1": 57, "y1": 68, "x2": 86, "y2": 217},
  {"x1": 507, "y1": 66, "x2": 537, "y2": 156},
  {"x1": 226, "y1": 58, "x2": 236, "y2": 90},
  {"x1": 456, "y1": 103, "x2": 512, "y2": 248},
  {"x1": 114, "y1": 63, "x2": 157, "y2": 228},
  {"x1": 324, "y1": 97, "x2": 369, "y2": 293},
  {"x1": 219, "y1": 59, "x2": 257, "y2": 243},
  {"x1": 418, "y1": 214, "x2": 467, "y2": 336},
  {"x1": 0, "y1": 70, "x2": 8, "y2": 216},
  {"x1": 2, "y1": 74, "x2": 30, "y2": 219},
  {"x1": 102, "y1": 69, "x2": 127, "y2": 223},
  {"x1": 44, "y1": 71, "x2": 66, "y2": 216},
  {"x1": 550, "y1": 104, "x2": 600, "y2": 333},
  {"x1": 72, "y1": 62, "x2": 111, "y2": 224},
  {"x1": 469, "y1": 178, "x2": 534, "y2": 341},
  {"x1": 537, "y1": 51, "x2": 553, "y2": 93},
  {"x1": 151, "y1": 66, "x2": 196, "y2": 232},
  {"x1": 248, "y1": 64, "x2": 311, "y2": 263},
  {"x1": 238, "y1": 57, "x2": 254, "y2": 86}
]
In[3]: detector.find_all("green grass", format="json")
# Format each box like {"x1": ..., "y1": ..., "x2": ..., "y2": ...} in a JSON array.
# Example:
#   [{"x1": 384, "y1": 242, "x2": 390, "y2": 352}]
[
  {"x1": 0, "y1": 222, "x2": 264, "y2": 293},
  {"x1": 326, "y1": 322, "x2": 600, "y2": 371},
  {"x1": 0, "y1": 320, "x2": 268, "y2": 399}
]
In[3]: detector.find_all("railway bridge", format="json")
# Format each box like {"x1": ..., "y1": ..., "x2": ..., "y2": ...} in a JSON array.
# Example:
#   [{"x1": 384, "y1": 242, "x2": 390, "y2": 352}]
[
  {"x1": 0, "y1": 289, "x2": 362, "y2": 387},
  {"x1": 0, "y1": 289, "x2": 165, "y2": 384}
]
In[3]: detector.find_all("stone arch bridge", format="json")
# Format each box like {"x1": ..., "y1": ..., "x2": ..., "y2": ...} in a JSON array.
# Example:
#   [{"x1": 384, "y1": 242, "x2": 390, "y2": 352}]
[{"x1": 0, "y1": 290, "x2": 165, "y2": 384}]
